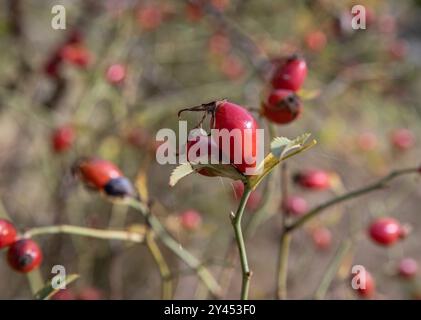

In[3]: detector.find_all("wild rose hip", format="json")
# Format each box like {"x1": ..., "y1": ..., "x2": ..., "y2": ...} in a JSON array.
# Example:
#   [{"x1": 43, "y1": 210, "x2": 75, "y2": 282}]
[
  {"x1": 0, "y1": 219, "x2": 17, "y2": 249},
  {"x1": 180, "y1": 210, "x2": 202, "y2": 231},
  {"x1": 285, "y1": 196, "x2": 308, "y2": 216},
  {"x1": 311, "y1": 227, "x2": 332, "y2": 250},
  {"x1": 398, "y1": 258, "x2": 418, "y2": 278},
  {"x1": 262, "y1": 89, "x2": 302, "y2": 124},
  {"x1": 211, "y1": 101, "x2": 260, "y2": 174},
  {"x1": 60, "y1": 44, "x2": 91, "y2": 68},
  {"x1": 74, "y1": 158, "x2": 123, "y2": 190},
  {"x1": 52, "y1": 125, "x2": 75, "y2": 153},
  {"x1": 391, "y1": 128, "x2": 415, "y2": 151},
  {"x1": 355, "y1": 269, "x2": 375, "y2": 298},
  {"x1": 305, "y1": 30, "x2": 327, "y2": 52},
  {"x1": 7, "y1": 239, "x2": 42, "y2": 273},
  {"x1": 52, "y1": 289, "x2": 76, "y2": 300},
  {"x1": 186, "y1": 129, "x2": 221, "y2": 177},
  {"x1": 78, "y1": 287, "x2": 102, "y2": 300},
  {"x1": 294, "y1": 169, "x2": 331, "y2": 190},
  {"x1": 369, "y1": 217, "x2": 404, "y2": 246},
  {"x1": 271, "y1": 55, "x2": 307, "y2": 91},
  {"x1": 106, "y1": 64, "x2": 126, "y2": 85}
]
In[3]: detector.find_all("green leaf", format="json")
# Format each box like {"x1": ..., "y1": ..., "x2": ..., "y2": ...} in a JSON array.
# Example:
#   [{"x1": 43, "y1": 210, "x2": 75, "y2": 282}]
[
  {"x1": 34, "y1": 274, "x2": 79, "y2": 300},
  {"x1": 271, "y1": 133, "x2": 311, "y2": 159},
  {"x1": 169, "y1": 163, "x2": 194, "y2": 187}
]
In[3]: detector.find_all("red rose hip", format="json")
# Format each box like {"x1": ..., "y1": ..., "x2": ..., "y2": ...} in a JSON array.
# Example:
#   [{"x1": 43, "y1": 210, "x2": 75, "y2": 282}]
[
  {"x1": 271, "y1": 55, "x2": 307, "y2": 91},
  {"x1": 74, "y1": 158, "x2": 123, "y2": 190},
  {"x1": 294, "y1": 169, "x2": 331, "y2": 190},
  {"x1": 52, "y1": 125, "x2": 75, "y2": 153},
  {"x1": 262, "y1": 89, "x2": 302, "y2": 124},
  {"x1": 211, "y1": 101, "x2": 260, "y2": 174},
  {"x1": 355, "y1": 269, "x2": 375, "y2": 298},
  {"x1": 0, "y1": 219, "x2": 17, "y2": 249},
  {"x1": 369, "y1": 217, "x2": 403, "y2": 246},
  {"x1": 7, "y1": 239, "x2": 43, "y2": 273},
  {"x1": 398, "y1": 258, "x2": 418, "y2": 278},
  {"x1": 180, "y1": 210, "x2": 202, "y2": 231}
]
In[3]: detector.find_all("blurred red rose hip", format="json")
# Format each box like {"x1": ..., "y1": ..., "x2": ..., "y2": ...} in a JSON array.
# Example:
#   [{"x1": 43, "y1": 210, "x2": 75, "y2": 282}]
[
  {"x1": 0, "y1": 219, "x2": 17, "y2": 249},
  {"x1": 369, "y1": 217, "x2": 404, "y2": 246},
  {"x1": 285, "y1": 196, "x2": 308, "y2": 216},
  {"x1": 262, "y1": 89, "x2": 302, "y2": 124},
  {"x1": 106, "y1": 64, "x2": 126, "y2": 85},
  {"x1": 271, "y1": 55, "x2": 307, "y2": 92},
  {"x1": 311, "y1": 227, "x2": 332, "y2": 250},
  {"x1": 294, "y1": 169, "x2": 331, "y2": 191},
  {"x1": 7, "y1": 239, "x2": 43, "y2": 273},
  {"x1": 52, "y1": 125, "x2": 75, "y2": 153},
  {"x1": 391, "y1": 128, "x2": 415, "y2": 150},
  {"x1": 398, "y1": 258, "x2": 418, "y2": 278},
  {"x1": 180, "y1": 210, "x2": 202, "y2": 231}
]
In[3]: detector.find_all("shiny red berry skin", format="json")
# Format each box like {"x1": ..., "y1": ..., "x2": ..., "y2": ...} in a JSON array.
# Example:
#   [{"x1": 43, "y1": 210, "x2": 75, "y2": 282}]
[
  {"x1": 391, "y1": 128, "x2": 415, "y2": 151},
  {"x1": 271, "y1": 55, "x2": 307, "y2": 91},
  {"x1": 232, "y1": 181, "x2": 261, "y2": 210},
  {"x1": 75, "y1": 158, "x2": 123, "y2": 190},
  {"x1": 285, "y1": 196, "x2": 308, "y2": 216},
  {"x1": 294, "y1": 169, "x2": 331, "y2": 190},
  {"x1": 106, "y1": 64, "x2": 126, "y2": 85},
  {"x1": 369, "y1": 217, "x2": 402, "y2": 246},
  {"x1": 211, "y1": 101, "x2": 259, "y2": 174},
  {"x1": 60, "y1": 44, "x2": 91, "y2": 68},
  {"x1": 186, "y1": 130, "x2": 220, "y2": 177},
  {"x1": 180, "y1": 210, "x2": 202, "y2": 231},
  {"x1": 262, "y1": 89, "x2": 302, "y2": 124},
  {"x1": 0, "y1": 219, "x2": 17, "y2": 249},
  {"x1": 52, "y1": 125, "x2": 75, "y2": 153},
  {"x1": 7, "y1": 239, "x2": 43, "y2": 273},
  {"x1": 311, "y1": 227, "x2": 332, "y2": 250},
  {"x1": 356, "y1": 270, "x2": 375, "y2": 298},
  {"x1": 398, "y1": 258, "x2": 418, "y2": 278}
]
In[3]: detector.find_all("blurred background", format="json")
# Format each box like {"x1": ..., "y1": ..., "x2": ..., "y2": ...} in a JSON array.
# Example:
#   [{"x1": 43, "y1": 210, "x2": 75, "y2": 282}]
[{"x1": 0, "y1": 0, "x2": 420, "y2": 299}]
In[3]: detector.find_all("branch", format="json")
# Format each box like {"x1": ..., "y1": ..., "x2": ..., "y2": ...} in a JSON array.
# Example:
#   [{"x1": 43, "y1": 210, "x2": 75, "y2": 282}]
[
  {"x1": 231, "y1": 183, "x2": 253, "y2": 300},
  {"x1": 126, "y1": 198, "x2": 222, "y2": 298},
  {"x1": 285, "y1": 167, "x2": 419, "y2": 232},
  {"x1": 24, "y1": 225, "x2": 146, "y2": 243},
  {"x1": 145, "y1": 231, "x2": 173, "y2": 300}
]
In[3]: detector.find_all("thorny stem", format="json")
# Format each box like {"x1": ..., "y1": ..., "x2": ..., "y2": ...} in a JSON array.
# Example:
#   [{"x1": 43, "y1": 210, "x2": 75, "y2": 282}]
[
  {"x1": 276, "y1": 167, "x2": 419, "y2": 299},
  {"x1": 145, "y1": 231, "x2": 173, "y2": 300},
  {"x1": 127, "y1": 198, "x2": 222, "y2": 298},
  {"x1": 231, "y1": 183, "x2": 253, "y2": 300},
  {"x1": 25, "y1": 225, "x2": 146, "y2": 243}
]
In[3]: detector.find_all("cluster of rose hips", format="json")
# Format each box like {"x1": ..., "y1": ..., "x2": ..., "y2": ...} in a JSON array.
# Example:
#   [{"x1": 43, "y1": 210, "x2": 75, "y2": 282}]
[
  {"x1": 0, "y1": 219, "x2": 42, "y2": 273},
  {"x1": 261, "y1": 55, "x2": 307, "y2": 125}
]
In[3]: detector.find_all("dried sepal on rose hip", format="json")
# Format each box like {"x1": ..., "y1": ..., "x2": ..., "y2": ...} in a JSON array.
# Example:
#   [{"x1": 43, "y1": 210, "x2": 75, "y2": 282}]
[
  {"x1": 0, "y1": 219, "x2": 18, "y2": 249},
  {"x1": 368, "y1": 217, "x2": 408, "y2": 246},
  {"x1": 7, "y1": 238, "x2": 43, "y2": 273},
  {"x1": 73, "y1": 158, "x2": 136, "y2": 199}
]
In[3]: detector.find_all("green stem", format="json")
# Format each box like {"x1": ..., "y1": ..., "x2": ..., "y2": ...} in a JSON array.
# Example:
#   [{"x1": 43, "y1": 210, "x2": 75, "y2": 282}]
[
  {"x1": 145, "y1": 231, "x2": 173, "y2": 300},
  {"x1": 276, "y1": 231, "x2": 291, "y2": 300},
  {"x1": 127, "y1": 198, "x2": 221, "y2": 298},
  {"x1": 24, "y1": 225, "x2": 145, "y2": 243},
  {"x1": 232, "y1": 184, "x2": 253, "y2": 300},
  {"x1": 314, "y1": 240, "x2": 352, "y2": 300},
  {"x1": 286, "y1": 167, "x2": 419, "y2": 232}
]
